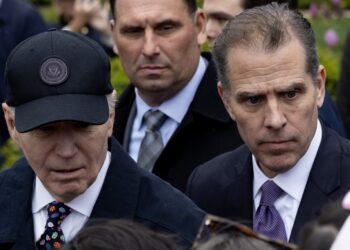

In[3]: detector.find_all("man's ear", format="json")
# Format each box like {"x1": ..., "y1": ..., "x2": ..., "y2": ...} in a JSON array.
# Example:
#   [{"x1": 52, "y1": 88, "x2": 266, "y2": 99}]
[
  {"x1": 107, "y1": 110, "x2": 115, "y2": 137},
  {"x1": 315, "y1": 65, "x2": 326, "y2": 109},
  {"x1": 2, "y1": 103, "x2": 20, "y2": 144},
  {"x1": 110, "y1": 19, "x2": 119, "y2": 55},
  {"x1": 106, "y1": 90, "x2": 117, "y2": 137},
  {"x1": 217, "y1": 81, "x2": 236, "y2": 121},
  {"x1": 195, "y1": 9, "x2": 207, "y2": 46}
]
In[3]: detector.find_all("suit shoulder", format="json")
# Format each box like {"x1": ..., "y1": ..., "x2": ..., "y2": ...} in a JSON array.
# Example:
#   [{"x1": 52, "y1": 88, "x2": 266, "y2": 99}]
[
  {"x1": 135, "y1": 171, "x2": 205, "y2": 246},
  {"x1": 191, "y1": 145, "x2": 250, "y2": 180}
]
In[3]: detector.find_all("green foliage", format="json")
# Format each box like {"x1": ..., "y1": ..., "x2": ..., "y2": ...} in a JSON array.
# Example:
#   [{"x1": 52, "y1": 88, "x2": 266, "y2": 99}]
[
  {"x1": 0, "y1": 140, "x2": 21, "y2": 170},
  {"x1": 39, "y1": 5, "x2": 59, "y2": 22},
  {"x1": 299, "y1": 0, "x2": 350, "y2": 9},
  {"x1": 110, "y1": 57, "x2": 130, "y2": 96},
  {"x1": 309, "y1": 17, "x2": 349, "y2": 99},
  {"x1": 319, "y1": 47, "x2": 340, "y2": 99}
]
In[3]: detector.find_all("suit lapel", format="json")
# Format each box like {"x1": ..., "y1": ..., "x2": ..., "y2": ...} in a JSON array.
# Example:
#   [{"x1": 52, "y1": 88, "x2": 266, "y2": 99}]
[
  {"x1": 225, "y1": 151, "x2": 254, "y2": 227},
  {"x1": 290, "y1": 125, "x2": 341, "y2": 242},
  {"x1": 90, "y1": 138, "x2": 140, "y2": 219},
  {"x1": 113, "y1": 85, "x2": 136, "y2": 144}
]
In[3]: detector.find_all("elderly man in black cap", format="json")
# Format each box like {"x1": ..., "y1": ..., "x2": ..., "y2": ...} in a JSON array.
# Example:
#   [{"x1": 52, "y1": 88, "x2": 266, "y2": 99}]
[{"x1": 0, "y1": 29, "x2": 204, "y2": 250}]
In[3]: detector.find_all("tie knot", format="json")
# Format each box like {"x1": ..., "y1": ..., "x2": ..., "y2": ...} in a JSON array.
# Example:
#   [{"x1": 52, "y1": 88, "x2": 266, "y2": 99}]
[
  {"x1": 143, "y1": 110, "x2": 167, "y2": 131},
  {"x1": 47, "y1": 201, "x2": 72, "y2": 224},
  {"x1": 260, "y1": 181, "x2": 284, "y2": 206}
]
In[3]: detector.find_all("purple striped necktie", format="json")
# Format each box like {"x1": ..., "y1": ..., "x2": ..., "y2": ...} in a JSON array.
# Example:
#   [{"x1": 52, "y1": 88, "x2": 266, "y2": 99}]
[{"x1": 253, "y1": 180, "x2": 287, "y2": 242}]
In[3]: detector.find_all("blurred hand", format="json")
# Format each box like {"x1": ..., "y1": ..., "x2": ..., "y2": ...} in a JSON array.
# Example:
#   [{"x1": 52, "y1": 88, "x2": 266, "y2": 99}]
[
  {"x1": 68, "y1": 0, "x2": 99, "y2": 32},
  {"x1": 89, "y1": 1, "x2": 111, "y2": 35}
]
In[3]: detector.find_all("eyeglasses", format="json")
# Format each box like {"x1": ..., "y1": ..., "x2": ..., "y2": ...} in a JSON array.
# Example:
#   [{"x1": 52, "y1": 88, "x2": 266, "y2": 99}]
[{"x1": 192, "y1": 214, "x2": 298, "y2": 250}]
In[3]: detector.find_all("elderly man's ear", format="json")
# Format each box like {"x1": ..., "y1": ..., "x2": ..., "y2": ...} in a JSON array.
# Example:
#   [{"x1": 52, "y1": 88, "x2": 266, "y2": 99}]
[
  {"x1": 107, "y1": 110, "x2": 115, "y2": 138},
  {"x1": 2, "y1": 103, "x2": 19, "y2": 144}
]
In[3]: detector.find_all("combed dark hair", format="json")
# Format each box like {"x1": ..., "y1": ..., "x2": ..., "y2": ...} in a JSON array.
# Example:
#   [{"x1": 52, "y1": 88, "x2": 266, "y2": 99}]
[
  {"x1": 109, "y1": 0, "x2": 197, "y2": 18},
  {"x1": 62, "y1": 219, "x2": 182, "y2": 250},
  {"x1": 213, "y1": 2, "x2": 319, "y2": 94}
]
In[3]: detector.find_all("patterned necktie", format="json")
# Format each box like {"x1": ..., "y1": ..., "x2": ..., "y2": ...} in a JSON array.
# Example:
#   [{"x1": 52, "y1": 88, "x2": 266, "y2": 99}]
[
  {"x1": 137, "y1": 110, "x2": 167, "y2": 171},
  {"x1": 253, "y1": 180, "x2": 287, "y2": 242},
  {"x1": 36, "y1": 201, "x2": 72, "y2": 250}
]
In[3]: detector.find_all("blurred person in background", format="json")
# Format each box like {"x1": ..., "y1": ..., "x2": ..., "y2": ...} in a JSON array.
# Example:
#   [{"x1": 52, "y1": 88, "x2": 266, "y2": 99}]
[
  {"x1": 0, "y1": 0, "x2": 47, "y2": 164},
  {"x1": 203, "y1": 0, "x2": 244, "y2": 49},
  {"x1": 50, "y1": 0, "x2": 115, "y2": 56}
]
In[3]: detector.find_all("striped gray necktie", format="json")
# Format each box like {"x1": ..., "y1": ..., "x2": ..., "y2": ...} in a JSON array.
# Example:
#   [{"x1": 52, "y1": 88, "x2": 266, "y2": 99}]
[{"x1": 137, "y1": 110, "x2": 167, "y2": 171}]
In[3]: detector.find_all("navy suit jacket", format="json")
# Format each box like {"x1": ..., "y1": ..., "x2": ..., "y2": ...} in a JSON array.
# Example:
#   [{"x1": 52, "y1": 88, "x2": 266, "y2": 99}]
[
  {"x1": 113, "y1": 53, "x2": 244, "y2": 192},
  {"x1": 0, "y1": 137, "x2": 205, "y2": 250},
  {"x1": 0, "y1": 0, "x2": 47, "y2": 145},
  {"x1": 187, "y1": 125, "x2": 350, "y2": 243}
]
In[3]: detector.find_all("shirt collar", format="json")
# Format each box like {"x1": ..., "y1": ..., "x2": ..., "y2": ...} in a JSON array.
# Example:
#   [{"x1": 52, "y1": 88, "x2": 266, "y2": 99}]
[
  {"x1": 253, "y1": 119, "x2": 322, "y2": 202},
  {"x1": 134, "y1": 56, "x2": 208, "y2": 129},
  {"x1": 32, "y1": 151, "x2": 111, "y2": 216}
]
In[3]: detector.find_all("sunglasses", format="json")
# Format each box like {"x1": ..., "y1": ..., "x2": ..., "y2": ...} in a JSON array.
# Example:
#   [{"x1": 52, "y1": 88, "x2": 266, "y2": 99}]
[{"x1": 192, "y1": 214, "x2": 298, "y2": 250}]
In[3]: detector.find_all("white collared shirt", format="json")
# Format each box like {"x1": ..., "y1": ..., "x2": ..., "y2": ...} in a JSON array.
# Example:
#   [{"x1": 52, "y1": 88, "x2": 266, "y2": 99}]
[
  {"x1": 32, "y1": 151, "x2": 111, "y2": 242},
  {"x1": 128, "y1": 56, "x2": 208, "y2": 161},
  {"x1": 252, "y1": 120, "x2": 322, "y2": 240}
]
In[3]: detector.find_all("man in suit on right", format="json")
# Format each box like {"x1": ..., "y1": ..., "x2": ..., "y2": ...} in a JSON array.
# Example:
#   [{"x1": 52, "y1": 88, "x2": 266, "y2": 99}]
[{"x1": 187, "y1": 3, "x2": 350, "y2": 244}]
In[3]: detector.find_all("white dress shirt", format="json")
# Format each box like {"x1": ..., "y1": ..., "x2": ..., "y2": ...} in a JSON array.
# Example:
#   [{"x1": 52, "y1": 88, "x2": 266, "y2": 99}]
[
  {"x1": 253, "y1": 120, "x2": 322, "y2": 240},
  {"x1": 32, "y1": 151, "x2": 111, "y2": 242},
  {"x1": 128, "y1": 56, "x2": 208, "y2": 161}
]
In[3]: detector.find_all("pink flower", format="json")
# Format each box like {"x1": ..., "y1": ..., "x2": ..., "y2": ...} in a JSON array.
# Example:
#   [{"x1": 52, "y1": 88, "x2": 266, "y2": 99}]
[
  {"x1": 324, "y1": 29, "x2": 339, "y2": 48},
  {"x1": 331, "y1": 0, "x2": 341, "y2": 8},
  {"x1": 309, "y1": 2, "x2": 318, "y2": 18}
]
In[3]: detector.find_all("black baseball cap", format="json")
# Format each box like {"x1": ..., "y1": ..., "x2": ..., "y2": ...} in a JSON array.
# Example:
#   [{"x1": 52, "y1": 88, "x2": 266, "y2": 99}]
[{"x1": 5, "y1": 29, "x2": 114, "y2": 133}]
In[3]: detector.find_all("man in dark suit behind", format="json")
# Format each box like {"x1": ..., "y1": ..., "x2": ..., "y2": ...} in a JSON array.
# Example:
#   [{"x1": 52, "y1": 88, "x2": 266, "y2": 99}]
[
  {"x1": 109, "y1": 0, "x2": 243, "y2": 192},
  {"x1": 0, "y1": 29, "x2": 204, "y2": 250},
  {"x1": 187, "y1": 3, "x2": 350, "y2": 244},
  {"x1": 0, "y1": 0, "x2": 47, "y2": 161}
]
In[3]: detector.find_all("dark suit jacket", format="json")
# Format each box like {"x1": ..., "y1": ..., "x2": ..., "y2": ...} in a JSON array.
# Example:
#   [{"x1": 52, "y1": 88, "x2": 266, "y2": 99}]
[
  {"x1": 337, "y1": 29, "x2": 350, "y2": 137},
  {"x1": 0, "y1": 0, "x2": 47, "y2": 146},
  {"x1": 113, "y1": 53, "x2": 244, "y2": 192},
  {"x1": 0, "y1": 137, "x2": 205, "y2": 250},
  {"x1": 187, "y1": 125, "x2": 350, "y2": 243}
]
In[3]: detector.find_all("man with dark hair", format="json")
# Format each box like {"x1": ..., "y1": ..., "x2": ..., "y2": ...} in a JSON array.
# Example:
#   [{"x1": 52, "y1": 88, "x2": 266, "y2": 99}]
[
  {"x1": 202, "y1": 0, "x2": 345, "y2": 137},
  {"x1": 0, "y1": 29, "x2": 204, "y2": 250},
  {"x1": 203, "y1": 0, "x2": 244, "y2": 49},
  {"x1": 187, "y1": 3, "x2": 350, "y2": 243},
  {"x1": 109, "y1": 0, "x2": 243, "y2": 192}
]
